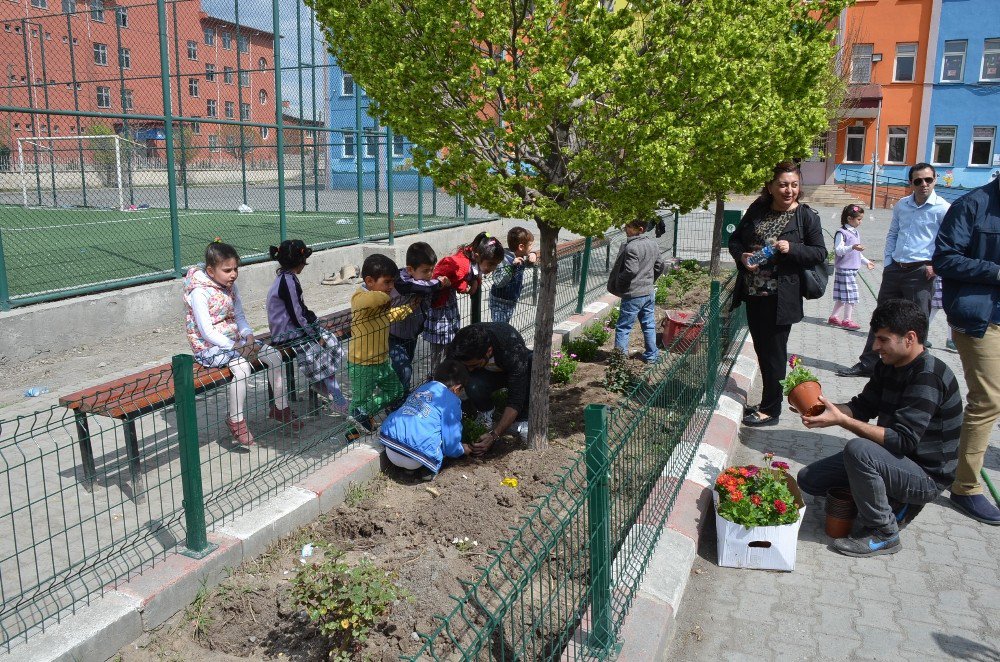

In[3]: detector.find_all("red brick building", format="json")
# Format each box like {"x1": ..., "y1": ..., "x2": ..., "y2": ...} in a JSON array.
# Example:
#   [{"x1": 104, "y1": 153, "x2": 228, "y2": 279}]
[{"x1": 1, "y1": 0, "x2": 277, "y2": 165}]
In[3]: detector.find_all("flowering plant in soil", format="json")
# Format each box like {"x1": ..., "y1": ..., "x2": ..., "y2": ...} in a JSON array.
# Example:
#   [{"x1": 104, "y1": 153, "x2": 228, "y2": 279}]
[
  {"x1": 550, "y1": 350, "x2": 579, "y2": 384},
  {"x1": 715, "y1": 453, "x2": 799, "y2": 528},
  {"x1": 779, "y1": 354, "x2": 819, "y2": 396}
]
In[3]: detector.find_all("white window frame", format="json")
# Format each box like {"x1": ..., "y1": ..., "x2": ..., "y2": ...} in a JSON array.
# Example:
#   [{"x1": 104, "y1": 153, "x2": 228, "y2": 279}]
[
  {"x1": 89, "y1": 0, "x2": 104, "y2": 22},
  {"x1": 96, "y1": 86, "x2": 110, "y2": 108},
  {"x1": 115, "y1": 6, "x2": 127, "y2": 28},
  {"x1": 981, "y1": 39, "x2": 1000, "y2": 82},
  {"x1": 969, "y1": 126, "x2": 996, "y2": 167},
  {"x1": 258, "y1": 57, "x2": 267, "y2": 71},
  {"x1": 932, "y1": 126, "x2": 957, "y2": 166},
  {"x1": 205, "y1": 64, "x2": 215, "y2": 82},
  {"x1": 238, "y1": 34, "x2": 249, "y2": 54},
  {"x1": 186, "y1": 40, "x2": 197, "y2": 61},
  {"x1": 223, "y1": 67, "x2": 234, "y2": 84},
  {"x1": 258, "y1": 89, "x2": 267, "y2": 105},
  {"x1": 61, "y1": 0, "x2": 74, "y2": 15},
  {"x1": 850, "y1": 44, "x2": 873, "y2": 84},
  {"x1": 31, "y1": 0, "x2": 47, "y2": 9},
  {"x1": 886, "y1": 126, "x2": 908, "y2": 164},
  {"x1": 260, "y1": 126, "x2": 269, "y2": 140},
  {"x1": 392, "y1": 133, "x2": 405, "y2": 158},
  {"x1": 191, "y1": 119, "x2": 201, "y2": 135},
  {"x1": 844, "y1": 125, "x2": 866, "y2": 163},
  {"x1": 122, "y1": 88, "x2": 133, "y2": 112},
  {"x1": 93, "y1": 42, "x2": 107, "y2": 66},
  {"x1": 893, "y1": 43, "x2": 917, "y2": 83},
  {"x1": 188, "y1": 77, "x2": 199, "y2": 97},
  {"x1": 239, "y1": 70, "x2": 250, "y2": 87},
  {"x1": 221, "y1": 31, "x2": 232, "y2": 50},
  {"x1": 206, "y1": 99, "x2": 217, "y2": 117},
  {"x1": 342, "y1": 72, "x2": 354, "y2": 97},
  {"x1": 941, "y1": 40, "x2": 967, "y2": 83},
  {"x1": 364, "y1": 132, "x2": 378, "y2": 158},
  {"x1": 240, "y1": 102, "x2": 250, "y2": 121},
  {"x1": 118, "y1": 46, "x2": 130, "y2": 70},
  {"x1": 204, "y1": 28, "x2": 214, "y2": 46},
  {"x1": 343, "y1": 128, "x2": 355, "y2": 158},
  {"x1": 224, "y1": 101, "x2": 235, "y2": 119},
  {"x1": 208, "y1": 134, "x2": 219, "y2": 152}
]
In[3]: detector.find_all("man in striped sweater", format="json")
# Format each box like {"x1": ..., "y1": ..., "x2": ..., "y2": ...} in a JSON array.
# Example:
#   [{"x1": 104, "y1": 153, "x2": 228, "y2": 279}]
[{"x1": 797, "y1": 299, "x2": 962, "y2": 558}]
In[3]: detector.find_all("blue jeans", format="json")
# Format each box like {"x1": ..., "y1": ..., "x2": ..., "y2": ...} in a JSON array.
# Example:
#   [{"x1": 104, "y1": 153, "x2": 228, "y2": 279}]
[
  {"x1": 388, "y1": 335, "x2": 417, "y2": 392},
  {"x1": 615, "y1": 294, "x2": 658, "y2": 362}
]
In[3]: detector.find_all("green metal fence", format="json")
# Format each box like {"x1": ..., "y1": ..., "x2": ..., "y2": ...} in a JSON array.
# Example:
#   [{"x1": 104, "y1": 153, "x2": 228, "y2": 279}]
[
  {"x1": 404, "y1": 276, "x2": 748, "y2": 660},
  {"x1": 0, "y1": 0, "x2": 490, "y2": 310}
]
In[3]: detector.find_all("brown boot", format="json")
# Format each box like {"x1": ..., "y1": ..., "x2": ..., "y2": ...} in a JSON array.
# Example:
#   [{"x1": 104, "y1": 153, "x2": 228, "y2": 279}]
[
  {"x1": 226, "y1": 418, "x2": 254, "y2": 446},
  {"x1": 269, "y1": 406, "x2": 305, "y2": 431}
]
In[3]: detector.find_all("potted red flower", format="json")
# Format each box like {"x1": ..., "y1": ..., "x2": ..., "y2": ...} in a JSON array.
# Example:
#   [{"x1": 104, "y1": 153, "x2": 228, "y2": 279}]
[
  {"x1": 780, "y1": 354, "x2": 825, "y2": 416},
  {"x1": 713, "y1": 453, "x2": 806, "y2": 571}
]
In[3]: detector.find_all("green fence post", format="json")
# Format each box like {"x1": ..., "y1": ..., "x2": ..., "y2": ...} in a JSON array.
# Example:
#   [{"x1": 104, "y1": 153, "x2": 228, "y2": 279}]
[
  {"x1": 671, "y1": 210, "x2": 679, "y2": 258},
  {"x1": 470, "y1": 286, "x2": 482, "y2": 324},
  {"x1": 386, "y1": 125, "x2": 394, "y2": 244},
  {"x1": 722, "y1": 209, "x2": 741, "y2": 250},
  {"x1": 575, "y1": 237, "x2": 593, "y2": 314},
  {"x1": 417, "y1": 174, "x2": 424, "y2": 231},
  {"x1": 156, "y1": 0, "x2": 183, "y2": 276},
  {"x1": 584, "y1": 404, "x2": 612, "y2": 652},
  {"x1": 172, "y1": 354, "x2": 218, "y2": 559},
  {"x1": 706, "y1": 280, "x2": 721, "y2": 398},
  {"x1": 463, "y1": 198, "x2": 468, "y2": 225},
  {"x1": 0, "y1": 227, "x2": 10, "y2": 310},
  {"x1": 355, "y1": 92, "x2": 365, "y2": 241},
  {"x1": 272, "y1": 0, "x2": 287, "y2": 242}
]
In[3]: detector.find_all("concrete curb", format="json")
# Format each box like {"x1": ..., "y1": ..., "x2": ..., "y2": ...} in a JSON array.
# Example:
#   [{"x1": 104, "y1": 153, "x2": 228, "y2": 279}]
[
  {"x1": 616, "y1": 338, "x2": 758, "y2": 660},
  {"x1": 2, "y1": 442, "x2": 383, "y2": 662},
  {"x1": 552, "y1": 293, "x2": 619, "y2": 349}
]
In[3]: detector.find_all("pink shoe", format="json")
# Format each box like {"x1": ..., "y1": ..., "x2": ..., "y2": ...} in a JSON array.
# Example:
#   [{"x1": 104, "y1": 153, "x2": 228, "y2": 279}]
[
  {"x1": 827, "y1": 316, "x2": 841, "y2": 326},
  {"x1": 226, "y1": 418, "x2": 255, "y2": 446},
  {"x1": 841, "y1": 320, "x2": 861, "y2": 331},
  {"x1": 269, "y1": 406, "x2": 306, "y2": 431}
]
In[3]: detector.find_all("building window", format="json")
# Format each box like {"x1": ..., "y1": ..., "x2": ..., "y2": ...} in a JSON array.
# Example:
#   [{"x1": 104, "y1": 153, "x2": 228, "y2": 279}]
[
  {"x1": 206, "y1": 99, "x2": 216, "y2": 117},
  {"x1": 89, "y1": 0, "x2": 103, "y2": 22},
  {"x1": 223, "y1": 67, "x2": 233, "y2": 84},
  {"x1": 115, "y1": 6, "x2": 126, "y2": 28},
  {"x1": 258, "y1": 89, "x2": 267, "y2": 105},
  {"x1": 221, "y1": 31, "x2": 232, "y2": 50},
  {"x1": 392, "y1": 133, "x2": 404, "y2": 158},
  {"x1": 932, "y1": 126, "x2": 957, "y2": 165},
  {"x1": 31, "y1": 0, "x2": 47, "y2": 9},
  {"x1": 981, "y1": 39, "x2": 1000, "y2": 82},
  {"x1": 970, "y1": 127, "x2": 996, "y2": 166},
  {"x1": 122, "y1": 88, "x2": 133, "y2": 111},
  {"x1": 850, "y1": 44, "x2": 873, "y2": 84},
  {"x1": 225, "y1": 135, "x2": 236, "y2": 150},
  {"x1": 240, "y1": 102, "x2": 250, "y2": 121},
  {"x1": 208, "y1": 134, "x2": 219, "y2": 152},
  {"x1": 118, "y1": 47, "x2": 130, "y2": 70},
  {"x1": 343, "y1": 128, "x2": 354, "y2": 158},
  {"x1": 61, "y1": 0, "x2": 73, "y2": 14},
  {"x1": 893, "y1": 43, "x2": 917, "y2": 82},
  {"x1": 239, "y1": 70, "x2": 250, "y2": 87},
  {"x1": 186, "y1": 40, "x2": 197, "y2": 60},
  {"x1": 205, "y1": 64, "x2": 215, "y2": 82},
  {"x1": 93, "y1": 43, "x2": 107, "y2": 66},
  {"x1": 941, "y1": 41, "x2": 966, "y2": 82},
  {"x1": 261, "y1": 126, "x2": 269, "y2": 140},
  {"x1": 204, "y1": 28, "x2": 214, "y2": 46},
  {"x1": 886, "y1": 126, "x2": 908, "y2": 164},
  {"x1": 364, "y1": 132, "x2": 378, "y2": 158},
  {"x1": 845, "y1": 125, "x2": 865, "y2": 163},
  {"x1": 191, "y1": 119, "x2": 201, "y2": 135},
  {"x1": 225, "y1": 101, "x2": 234, "y2": 118},
  {"x1": 238, "y1": 34, "x2": 249, "y2": 54},
  {"x1": 188, "y1": 78, "x2": 199, "y2": 97},
  {"x1": 342, "y1": 73, "x2": 354, "y2": 96},
  {"x1": 258, "y1": 57, "x2": 266, "y2": 71},
  {"x1": 96, "y1": 86, "x2": 110, "y2": 108}
]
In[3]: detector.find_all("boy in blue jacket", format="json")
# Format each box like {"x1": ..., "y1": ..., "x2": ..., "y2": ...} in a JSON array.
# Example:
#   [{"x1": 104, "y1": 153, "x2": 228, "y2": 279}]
[{"x1": 378, "y1": 359, "x2": 469, "y2": 478}]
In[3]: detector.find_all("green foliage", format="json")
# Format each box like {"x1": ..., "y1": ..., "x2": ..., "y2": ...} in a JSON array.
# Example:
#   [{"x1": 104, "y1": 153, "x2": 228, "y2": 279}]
[
  {"x1": 607, "y1": 306, "x2": 620, "y2": 328},
  {"x1": 715, "y1": 455, "x2": 800, "y2": 528},
  {"x1": 564, "y1": 336, "x2": 599, "y2": 362},
  {"x1": 84, "y1": 123, "x2": 118, "y2": 171},
  {"x1": 291, "y1": 551, "x2": 407, "y2": 659},
  {"x1": 779, "y1": 354, "x2": 820, "y2": 396},
  {"x1": 603, "y1": 348, "x2": 642, "y2": 394},
  {"x1": 550, "y1": 351, "x2": 579, "y2": 385},
  {"x1": 582, "y1": 320, "x2": 611, "y2": 346},
  {"x1": 462, "y1": 415, "x2": 489, "y2": 445},
  {"x1": 655, "y1": 259, "x2": 711, "y2": 305}
]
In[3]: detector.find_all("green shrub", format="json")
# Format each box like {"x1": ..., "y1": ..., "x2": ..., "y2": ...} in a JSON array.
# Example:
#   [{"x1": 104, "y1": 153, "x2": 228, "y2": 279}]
[
  {"x1": 291, "y1": 551, "x2": 407, "y2": 660},
  {"x1": 607, "y1": 306, "x2": 620, "y2": 327},
  {"x1": 603, "y1": 348, "x2": 643, "y2": 394},
  {"x1": 565, "y1": 336, "x2": 599, "y2": 362},
  {"x1": 582, "y1": 320, "x2": 611, "y2": 346},
  {"x1": 550, "y1": 351, "x2": 579, "y2": 384},
  {"x1": 462, "y1": 415, "x2": 489, "y2": 444},
  {"x1": 655, "y1": 259, "x2": 711, "y2": 306}
]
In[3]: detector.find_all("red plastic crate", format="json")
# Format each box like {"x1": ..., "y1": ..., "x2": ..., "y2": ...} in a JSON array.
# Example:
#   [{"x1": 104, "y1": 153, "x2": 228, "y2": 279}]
[{"x1": 661, "y1": 309, "x2": 704, "y2": 353}]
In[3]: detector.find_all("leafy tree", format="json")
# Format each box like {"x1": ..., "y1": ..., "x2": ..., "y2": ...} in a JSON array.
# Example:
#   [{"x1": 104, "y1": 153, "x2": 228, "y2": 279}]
[
  {"x1": 309, "y1": 0, "x2": 849, "y2": 449},
  {"x1": 84, "y1": 123, "x2": 118, "y2": 177}
]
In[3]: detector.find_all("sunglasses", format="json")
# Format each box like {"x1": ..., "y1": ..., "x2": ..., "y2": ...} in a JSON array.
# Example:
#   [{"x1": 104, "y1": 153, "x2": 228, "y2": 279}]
[{"x1": 911, "y1": 177, "x2": 934, "y2": 185}]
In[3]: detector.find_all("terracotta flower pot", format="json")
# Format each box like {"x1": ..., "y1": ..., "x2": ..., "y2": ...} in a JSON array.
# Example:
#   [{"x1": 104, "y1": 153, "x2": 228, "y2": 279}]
[
  {"x1": 824, "y1": 487, "x2": 857, "y2": 538},
  {"x1": 788, "y1": 380, "x2": 825, "y2": 416},
  {"x1": 825, "y1": 515, "x2": 854, "y2": 539}
]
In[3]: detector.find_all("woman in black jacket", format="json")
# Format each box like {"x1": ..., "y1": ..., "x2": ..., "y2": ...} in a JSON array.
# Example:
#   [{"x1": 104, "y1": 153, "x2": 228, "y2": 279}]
[{"x1": 728, "y1": 161, "x2": 827, "y2": 426}]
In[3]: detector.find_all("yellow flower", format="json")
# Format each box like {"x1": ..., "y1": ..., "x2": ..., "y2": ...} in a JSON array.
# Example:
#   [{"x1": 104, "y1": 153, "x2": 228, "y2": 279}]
[
  {"x1": 501, "y1": 477, "x2": 519, "y2": 488},
  {"x1": 341, "y1": 619, "x2": 351, "y2": 629}
]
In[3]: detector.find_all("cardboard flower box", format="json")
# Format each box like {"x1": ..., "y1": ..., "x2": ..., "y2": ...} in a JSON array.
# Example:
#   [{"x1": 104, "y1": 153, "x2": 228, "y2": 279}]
[{"x1": 713, "y1": 473, "x2": 807, "y2": 572}]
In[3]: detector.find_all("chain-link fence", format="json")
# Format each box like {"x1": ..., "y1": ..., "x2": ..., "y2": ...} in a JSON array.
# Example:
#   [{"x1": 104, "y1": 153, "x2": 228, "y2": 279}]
[{"x1": 0, "y1": 0, "x2": 491, "y2": 309}]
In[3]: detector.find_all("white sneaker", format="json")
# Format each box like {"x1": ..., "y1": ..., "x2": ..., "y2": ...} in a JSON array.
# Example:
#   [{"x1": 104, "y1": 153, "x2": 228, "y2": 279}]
[
  {"x1": 477, "y1": 409, "x2": 494, "y2": 429},
  {"x1": 514, "y1": 421, "x2": 529, "y2": 441}
]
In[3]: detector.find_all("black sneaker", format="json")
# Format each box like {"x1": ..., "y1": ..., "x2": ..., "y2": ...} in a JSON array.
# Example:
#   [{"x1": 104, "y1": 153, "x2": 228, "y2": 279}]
[
  {"x1": 890, "y1": 501, "x2": 925, "y2": 530},
  {"x1": 832, "y1": 525, "x2": 901, "y2": 557}
]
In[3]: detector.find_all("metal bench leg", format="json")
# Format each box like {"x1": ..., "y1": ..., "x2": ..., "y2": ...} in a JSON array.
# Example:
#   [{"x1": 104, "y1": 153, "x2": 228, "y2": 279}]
[
  {"x1": 285, "y1": 358, "x2": 297, "y2": 403},
  {"x1": 123, "y1": 418, "x2": 145, "y2": 501},
  {"x1": 73, "y1": 411, "x2": 97, "y2": 486},
  {"x1": 308, "y1": 384, "x2": 320, "y2": 412}
]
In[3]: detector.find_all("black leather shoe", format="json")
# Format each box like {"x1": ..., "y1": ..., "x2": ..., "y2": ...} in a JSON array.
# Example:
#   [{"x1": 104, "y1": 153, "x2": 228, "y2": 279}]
[
  {"x1": 743, "y1": 404, "x2": 760, "y2": 417},
  {"x1": 742, "y1": 412, "x2": 779, "y2": 427},
  {"x1": 836, "y1": 363, "x2": 872, "y2": 378}
]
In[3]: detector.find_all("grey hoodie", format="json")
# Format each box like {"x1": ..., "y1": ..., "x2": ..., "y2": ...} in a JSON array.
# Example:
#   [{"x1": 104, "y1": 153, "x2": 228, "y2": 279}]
[{"x1": 607, "y1": 233, "x2": 666, "y2": 299}]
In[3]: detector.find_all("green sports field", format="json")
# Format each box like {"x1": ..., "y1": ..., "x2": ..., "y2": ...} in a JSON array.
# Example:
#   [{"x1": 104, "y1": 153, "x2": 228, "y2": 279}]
[{"x1": 0, "y1": 205, "x2": 483, "y2": 302}]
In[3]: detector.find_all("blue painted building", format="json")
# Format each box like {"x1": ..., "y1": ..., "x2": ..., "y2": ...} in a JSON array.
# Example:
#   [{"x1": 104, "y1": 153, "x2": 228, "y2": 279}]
[
  {"x1": 924, "y1": 0, "x2": 1000, "y2": 188},
  {"x1": 325, "y1": 57, "x2": 428, "y2": 191}
]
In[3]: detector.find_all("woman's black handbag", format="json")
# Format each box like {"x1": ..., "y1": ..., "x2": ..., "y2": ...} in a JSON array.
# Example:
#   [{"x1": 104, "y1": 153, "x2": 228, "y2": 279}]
[{"x1": 795, "y1": 214, "x2": 828, "y2": 300}]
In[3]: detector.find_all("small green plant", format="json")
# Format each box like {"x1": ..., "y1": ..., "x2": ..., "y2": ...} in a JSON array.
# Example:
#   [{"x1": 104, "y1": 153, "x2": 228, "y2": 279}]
[
  {"x1": 564, "y1": 336, "x2": 599, "y2": 362},
  {"x1": 344, "y1": 475, "x2": 387, "y2": 507},
  {"x1": 654, "y1": 259, "x2": 712, "y2": 306},
  {"x1": 715, "y1": 453, "x2": 800, "y2": 528},
  {"x1": 582, "y1": 320, "x2": 611, "y2": 346},
  {"x1": 462, "y1": 414, "x2": 489, "y2": 444},
  {"x1": 550, "y1": 350, "x2": 579, "y2": 384},
  {"x1": 603, "y1": 348, "x2": 643, "y2": 394},
  {"x1": 654, "y1": 274, "x2": 671, "y2": 305},
  {"x1": 779, "y1": 354, "x2": 819, "y2": 395},
  {"x1": 291, "y1": 551, "x2": 408, "y2": 659},
  {"x1": 450, "y1": 535, "x2": 479, "y2": 552},
  {"x1": 184, "y1": 584, "x2": 213, "y2": 640},
  {"x1": 607, "y1": 305, "x2": 620, "y2": 327}
]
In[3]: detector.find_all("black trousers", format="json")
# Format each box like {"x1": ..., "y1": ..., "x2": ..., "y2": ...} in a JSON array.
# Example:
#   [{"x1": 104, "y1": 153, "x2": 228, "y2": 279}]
[
  {"x1": 858, "y1": 263, "x2": 935, "y2": 370},
  {"x1": 464, "y1": 364, "x2": 531, "y2": 422},
  {"x1": 746, "y1": 296, "x2": 792, "y2": 418}
]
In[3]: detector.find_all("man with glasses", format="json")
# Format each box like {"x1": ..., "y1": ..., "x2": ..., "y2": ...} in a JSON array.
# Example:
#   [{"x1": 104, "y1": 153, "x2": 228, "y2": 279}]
[
  {"x1": 838, "y1": 163, "x2": 950, "y2": 378},
  {"x1": 933, "y1": 175, "x2": 1000, "y2": 525}
]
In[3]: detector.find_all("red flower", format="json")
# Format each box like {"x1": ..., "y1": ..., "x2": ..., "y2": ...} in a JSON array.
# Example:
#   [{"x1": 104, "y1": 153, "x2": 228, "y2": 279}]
[
  {"x1": 750, "y1": 495, "x2": 762, "y2": 506},
  {"x1": 730, "y1": 490, "x2": 744, "y2": 502},
  {"x1": 774, "y1": 499, "x2": 788, "y2": 514},
  {"x1": 745, "y1": 466, "x2": 760, "y2": 478},
  {"x1": 738, "y1": 467, "x2": 751, "y2": 477},
  {"x1": 771, "y1": 461, "x2": 790, "y2": 471}
]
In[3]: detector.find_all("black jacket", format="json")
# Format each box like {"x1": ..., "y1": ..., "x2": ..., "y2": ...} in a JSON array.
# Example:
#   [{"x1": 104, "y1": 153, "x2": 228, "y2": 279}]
[
  {"x1": 476, "y1": 322, "x2": 533, "y2": 416},
  {"x1": 728, "y1": 199, "x2": 827, "y2": 326}
]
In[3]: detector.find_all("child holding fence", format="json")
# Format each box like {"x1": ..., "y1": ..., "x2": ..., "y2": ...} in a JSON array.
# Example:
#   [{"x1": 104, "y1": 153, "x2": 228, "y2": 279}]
[
  {"x1": 183, "y1": 240, "x2": 302, "y2": 447},
  {"x1": 425, "y1": 232, "x2": 505, "y2": 369},
  {"x1": 266, "y1": 239, "x2": 347, "y2": 414},
  {"x1": 489, "y1": 226, "x2": 537, "y2": 325},
  {"x1": 829, "y1": 204, "x2": 875, "y2": 331}
]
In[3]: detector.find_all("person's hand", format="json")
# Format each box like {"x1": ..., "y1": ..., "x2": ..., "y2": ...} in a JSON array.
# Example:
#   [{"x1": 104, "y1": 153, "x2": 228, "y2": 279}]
[
  {"x1": 866, "y1": 261, "x2": 876, "y2": 271},
  {"x1": 852, "y1": 243, "x2": 865, "y2": 252},
  {"x1": 527, "y1": 252, "x2": 538, "y2": 265},
  {"x1": 775, "y1": 240, "x2": 791, "y2": 254},
  {"x1": 741, "y1": 253, "x2": 760, "y2": 272},
  {"x1": 461, "y1": 442, "x2": 472, "y2": 456},
  {"x1": 512, "y1": 256, "x2": 524, "y2": 267},
  {"x1": 925, "y1": 264, "x2": 936, "y2": 280},
  {"x1": 471, "y1": 431, "x2": 497, "y2": 456},
  {"x1": 438, "y1": 275, "x2": 451, "y2": 288},
  {"x1": 800, "y1": 396, "x2": 842, "y2": 429}
]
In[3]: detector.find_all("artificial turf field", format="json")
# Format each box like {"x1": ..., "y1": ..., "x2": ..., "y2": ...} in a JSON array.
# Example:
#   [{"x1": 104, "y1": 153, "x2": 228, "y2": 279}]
[{"x1": 0, "y1": 205, "x2": 482, "y2": 301}]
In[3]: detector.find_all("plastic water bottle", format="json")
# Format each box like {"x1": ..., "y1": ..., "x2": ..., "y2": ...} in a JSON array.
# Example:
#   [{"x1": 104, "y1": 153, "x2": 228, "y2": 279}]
[
  {"x1": 747, "y1": 243, "x2": 776, "y2": 267},
  {"x1": 24, "y1": 386, "x2": 50, "y2": 397}
]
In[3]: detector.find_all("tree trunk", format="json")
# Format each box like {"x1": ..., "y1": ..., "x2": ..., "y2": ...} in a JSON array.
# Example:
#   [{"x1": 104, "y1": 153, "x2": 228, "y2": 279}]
[
  {"x1": 527, "y1": 220, "x2": 560, "y2": 450},
  {"x1": 709, "y1": 192, "x2": 725, "y2": 277}
]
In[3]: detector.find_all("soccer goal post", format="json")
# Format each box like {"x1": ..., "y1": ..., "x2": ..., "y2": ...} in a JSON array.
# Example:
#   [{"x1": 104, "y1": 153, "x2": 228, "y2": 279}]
[{"x1": 16, "y1": 134, "x2": 143, "y2": 210}]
